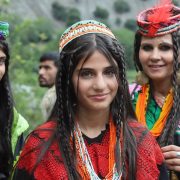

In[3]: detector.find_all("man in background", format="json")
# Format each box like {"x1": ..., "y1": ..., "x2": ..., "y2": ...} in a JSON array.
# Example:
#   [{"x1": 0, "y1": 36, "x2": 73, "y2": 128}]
[{"x1": 38, "y1": 52, "x2": 59, "y2": 121}]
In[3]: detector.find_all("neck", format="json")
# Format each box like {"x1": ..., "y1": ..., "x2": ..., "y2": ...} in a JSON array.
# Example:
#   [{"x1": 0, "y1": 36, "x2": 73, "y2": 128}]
[
  {"x1": 76, "y1": 107, "x2": 110, "y2": 138},
  {"x1": 151, "y1": 79, "x2": 172, "y2": 97}
]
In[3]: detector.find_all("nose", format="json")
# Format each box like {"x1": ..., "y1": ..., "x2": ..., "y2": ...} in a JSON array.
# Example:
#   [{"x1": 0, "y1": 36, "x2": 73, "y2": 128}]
[
  {"x1": 93, "y1": 74, "x2": 106, "y2": 91},
  {"x1": 150, "y1": 48, "x2": 161, "y2": 61},
  {"x1": 39, "y1": 68, "x2": 45, "y2": 76}
]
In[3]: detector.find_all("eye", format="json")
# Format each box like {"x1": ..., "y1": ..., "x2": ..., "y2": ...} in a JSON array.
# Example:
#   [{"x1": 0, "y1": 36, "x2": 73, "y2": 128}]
[
  {"x1": 79, "y1": 70, "x2": 94, "y2": 79},
  {"x1": 0, "y1": 57, "x2": 6, "y2": 65},
  {"x1": 159, "y1": 45, "x2": 172, "y2": 51},
  {"x1": 104, "y1": 68, "x2": 116, "y2": 77},
  {"x1": 141, "y1": 44, "x2": 153, "y2": 51}
]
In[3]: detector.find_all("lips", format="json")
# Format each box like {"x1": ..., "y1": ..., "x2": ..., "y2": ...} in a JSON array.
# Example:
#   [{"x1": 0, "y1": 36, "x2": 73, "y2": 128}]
[
  {"x1": 89, "y1": 93, "x2": 109, "y2": 101},
  {"x1": 148, "y1": 64, "x2": 165, "y2": 70},
  {"x1": 39, "y1": 77, "x2": 46, "y2": 82}
]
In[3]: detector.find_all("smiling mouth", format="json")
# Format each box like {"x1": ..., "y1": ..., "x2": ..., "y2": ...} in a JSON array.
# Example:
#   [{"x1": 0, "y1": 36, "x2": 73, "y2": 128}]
[
  {"x1": 149, "y1": 65, "x2": 165, "y2": 69},
  {"x1": 89, "y1": 93, "x2": 109, "y2": 100}
]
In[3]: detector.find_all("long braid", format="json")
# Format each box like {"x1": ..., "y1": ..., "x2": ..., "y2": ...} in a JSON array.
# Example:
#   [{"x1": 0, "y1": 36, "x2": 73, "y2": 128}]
[
  {"x1": 56, "y1": 54, "x2": 78, "y2": 179},
  {"x1": 116, "y1": 46, "x2": 127, "y2": 178},
  {"x1": 107, "y1": 39, "x2": 137, "y2": 179},
  {"x1": 116, "y1": 43, "x2": 137, "y2": 180},
  {"x1": 0, "y1": 41, "x2": 14, "y2": 176},
  {"x1": 159, "y1": 31, "x2": 180, "y2": 146}
]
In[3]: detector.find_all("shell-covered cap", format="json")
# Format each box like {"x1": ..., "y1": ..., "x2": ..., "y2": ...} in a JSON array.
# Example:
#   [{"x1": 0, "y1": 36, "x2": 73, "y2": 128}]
[{"x1": 59, "y1": 20, "x2": 116, "y2": 52}]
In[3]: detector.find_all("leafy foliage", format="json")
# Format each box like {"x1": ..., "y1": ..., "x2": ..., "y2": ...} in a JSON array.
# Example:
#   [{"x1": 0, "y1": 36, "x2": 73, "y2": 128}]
[
  {"x1": 113, "y1": 28, "x2": 135, "y2": 69},
  {"x1": 124, "y1": 19, "x2": 137, "y2": 31},
  {"x1": 51, "y1": 2, "x2": 67, "y2": 22},
  {"x1": 51, "y1": 2, "x2": 81, "y2": 27},
  {"x1": 173, "y1": 0, "x2": 179, "y2": 6},
  {"x1": 114, "y1": 0, "x2": 130, "y2": 14},
  {"x1": 115, "y1": 17, "x2": 121, "y2": 26},
  {"x1": 66, "y1": 8, "x2": 81, "y2": 27},
  {"x1": 93, "y1": 6, "x2": 109, "y2": 19}
]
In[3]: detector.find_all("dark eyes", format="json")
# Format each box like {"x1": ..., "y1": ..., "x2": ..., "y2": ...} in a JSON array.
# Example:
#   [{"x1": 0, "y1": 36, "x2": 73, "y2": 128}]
[
  {"x1": 79, "y1": 68, "x2": 117, "y2": 79},
  {"x1": 141, "y1": 44, "x2": 172, "y2": 51},
  {"x1": 159, "y1": 45, "x2": 172, "y2": 51},
  {"x1": 104, "y1": 68, "x2": 117, "y2": 77},
  {"x1": 0, "y1": 57, "x2": 6, "y2": 65},
  {"x1": 141, "y1": 45, "x2": 152, "y2": 51},
  {"x1": 79, "y1": 70, "x2": 93, "y2": 78}
]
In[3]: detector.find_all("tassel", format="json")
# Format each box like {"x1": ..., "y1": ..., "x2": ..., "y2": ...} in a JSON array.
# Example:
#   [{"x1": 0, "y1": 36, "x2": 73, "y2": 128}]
[
  {"x1": 147, "y1": 0, "x2": 173, "y2": 36},
  {"x1": 135, "y1": 71, "x2": 149, "y2": 85},
  {"x1": 176, "y1": 69, "x2": 180, "y2": 85}
]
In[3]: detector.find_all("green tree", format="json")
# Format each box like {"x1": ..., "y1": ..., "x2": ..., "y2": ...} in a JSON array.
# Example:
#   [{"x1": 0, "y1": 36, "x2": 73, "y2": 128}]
[
  {"x1": 51, "y1": 2, "x2": 67, "y2": 22},
  {"x1": 115, "y1": 17, "x2": 121, "y2": 26},
  {"x1": 173, "y1": 0, "x2": 179, "y2": 6},
  {"x1": 124, "y1": 19, "x2": 137, "y2": 31},
  {"x1": 66, "y1": 8, "x2": 81, "y2": 27},
  {"x1": 113, "y1": 28, "x2": 135, "y2": 69},
  {"x1": 114, "y1": 0, "x2": 130, "y2": 14},
  {"x1": 93, "y1": 6, "x2": 109, "y2": 19}
]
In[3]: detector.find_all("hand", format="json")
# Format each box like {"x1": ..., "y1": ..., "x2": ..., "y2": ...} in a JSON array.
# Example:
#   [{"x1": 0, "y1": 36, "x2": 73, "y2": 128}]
[{"x1": 161, "y1": 145, "x2": 180, "y2": 172}]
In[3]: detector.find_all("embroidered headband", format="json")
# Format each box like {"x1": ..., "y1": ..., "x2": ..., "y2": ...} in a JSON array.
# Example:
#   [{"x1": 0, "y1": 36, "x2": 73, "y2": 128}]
[
  {"x1": 0, "y1": 21, "x2": 9, "y2": 40},
  {"x1": 59, "y1": 20, "x2": 116, "y2": 52},
  {"x1": 137, "y1": 0, "x2": 180, "y2": 37}
]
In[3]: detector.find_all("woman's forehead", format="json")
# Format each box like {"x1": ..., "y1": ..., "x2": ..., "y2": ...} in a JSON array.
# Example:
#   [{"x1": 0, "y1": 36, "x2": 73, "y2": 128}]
[{"x1": 75, "y1": 50, "x2": 117, "y2": 70}]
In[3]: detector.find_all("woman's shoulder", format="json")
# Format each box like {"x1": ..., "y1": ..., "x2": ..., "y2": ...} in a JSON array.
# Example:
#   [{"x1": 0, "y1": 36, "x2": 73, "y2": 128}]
[
  {"x1": 128, "y1": 119, "x2": 160, "y2": 147},
  {"x1": 128, "y1": 119, "x2": 163, "y2": 162},
  {"x1": 28, "y1": 120, "x2": 57, "y2": 141},
  {"x1": 16, "y1": 121, "x2": 57, "y2": 166},
  {"x1": 128, "y1": 119, "x2": 165, "y2": 178},
  {"x1": 14, "y1": 121, "x2": 68, "y2": 179}
]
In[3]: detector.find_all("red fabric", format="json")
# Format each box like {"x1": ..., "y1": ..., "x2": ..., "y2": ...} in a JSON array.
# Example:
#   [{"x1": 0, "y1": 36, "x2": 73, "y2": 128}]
[
  {"x1": 16, "y1": 120, "x2": 164, "y2": 180},
  {"x1": 128, "y1": 121, "x2": 164, "y2": 179}
]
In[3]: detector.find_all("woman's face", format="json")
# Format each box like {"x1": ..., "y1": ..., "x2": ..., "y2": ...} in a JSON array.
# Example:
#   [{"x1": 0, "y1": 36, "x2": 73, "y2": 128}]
[
  {"x1": 72, "y1": 50, "x2": 118, "y2": 112},
  {"x1": 0, "y1": 49, "x2": 6, "y2": 80},
  {"x1": 139, "y1": 34, "x2": 174, "y2": 83}
]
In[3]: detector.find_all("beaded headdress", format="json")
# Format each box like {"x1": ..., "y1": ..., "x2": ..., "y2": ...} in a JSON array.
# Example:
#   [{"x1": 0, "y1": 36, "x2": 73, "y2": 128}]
[
  {"x1": 137, "y1": 0, "x2": 180, "y2": 37},
  {"x1": 0, "y1": 21, "x2": 9, "y2": 40},
  {"x1": 59, "y1": 20, "x2": 116, "y2": 52}
]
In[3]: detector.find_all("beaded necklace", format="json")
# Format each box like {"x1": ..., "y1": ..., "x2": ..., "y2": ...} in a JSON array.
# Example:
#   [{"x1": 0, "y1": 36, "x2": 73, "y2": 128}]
[
  {"x1": 73, "y1": 117, "x2": 122, "y2": 179},
  {"x1": 135, "y1": 84, "x2": 173, "y2": 137}
]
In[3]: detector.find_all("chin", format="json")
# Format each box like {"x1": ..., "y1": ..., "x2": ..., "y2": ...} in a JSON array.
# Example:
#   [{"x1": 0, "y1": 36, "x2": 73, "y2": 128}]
[
  {"x1": 40, "y1": 84, "x2": 48, "y2": 87},
  {"x1": 88, "y1": 105, "x2": 110, "y2": 111}
]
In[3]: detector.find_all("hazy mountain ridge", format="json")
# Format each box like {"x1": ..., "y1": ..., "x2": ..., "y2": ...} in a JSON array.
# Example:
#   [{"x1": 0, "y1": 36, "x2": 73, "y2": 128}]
[{"x1": 8, "y1": 0, "x2": 155, "y2": 28}]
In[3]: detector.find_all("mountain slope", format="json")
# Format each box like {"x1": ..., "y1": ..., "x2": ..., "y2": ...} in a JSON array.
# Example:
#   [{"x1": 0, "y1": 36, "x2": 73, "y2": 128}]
[{"x1": 8, "y1": 0, "x2": 155, "y2": 28}]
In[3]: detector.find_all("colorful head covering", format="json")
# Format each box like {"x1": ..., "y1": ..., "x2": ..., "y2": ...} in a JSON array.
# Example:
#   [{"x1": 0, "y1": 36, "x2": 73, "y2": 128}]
[
  {"x1": 0, "y1": 21, "x2": 9, "y2": 40},
  {"x1": 137, "y1": 0, "x2": 180, "y2": 37},
  {"x1": 59, "y1": 20, "x2": 116, "y2": 52}
]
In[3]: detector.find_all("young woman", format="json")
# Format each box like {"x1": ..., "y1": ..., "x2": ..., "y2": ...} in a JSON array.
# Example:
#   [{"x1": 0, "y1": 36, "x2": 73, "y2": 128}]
[
  {"x1": 0, "y1": 21, "x2": 29, "y2": 179},
  {"x1": 130, "y1": 0, "x2": 180, "y2": 178},
  {"x1": 13, "y1": 20, "x2": 167, "y2": 180}
]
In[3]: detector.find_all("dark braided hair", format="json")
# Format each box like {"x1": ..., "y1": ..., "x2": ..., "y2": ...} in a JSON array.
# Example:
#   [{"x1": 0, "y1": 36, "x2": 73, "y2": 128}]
[
  {"x1": 133, "y1": 30, "x2": 180, "y2": 146},
  {"x1": 0, "y1": 40, "x2": 14, "y2": 177},
  {"x1": 55, "y1": 33, "x2": 137, "y2": 179}
]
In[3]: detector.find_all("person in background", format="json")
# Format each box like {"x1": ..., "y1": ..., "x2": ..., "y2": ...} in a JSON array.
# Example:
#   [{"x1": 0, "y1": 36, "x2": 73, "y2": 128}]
[
  {"x1": 130, "y1": 0, "x2": 180, "y2": 179},
  {"x1": 13, "y1": 20, "x2": 167, "y2": 180},
  {"x1": 38, "y1": 52, "x2": 59, "y2": 121},
  {"x1": 0, "y1": 21, "x2": 29, "y2": 179}
]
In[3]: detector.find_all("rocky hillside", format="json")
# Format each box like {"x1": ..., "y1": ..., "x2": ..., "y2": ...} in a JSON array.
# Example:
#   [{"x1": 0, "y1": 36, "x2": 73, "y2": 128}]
[{"x1": 7, "y1": 0, "x2": 155, "y2": 28}]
